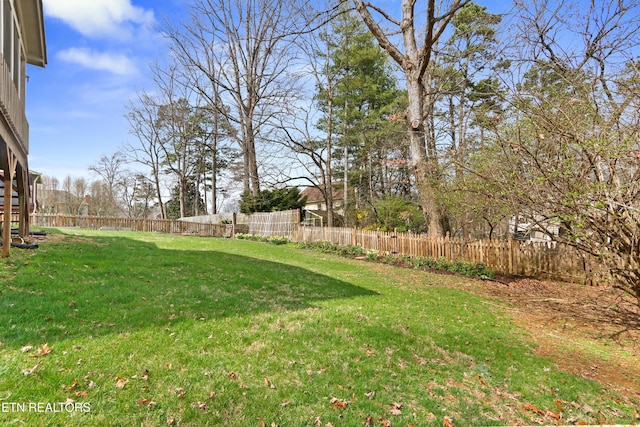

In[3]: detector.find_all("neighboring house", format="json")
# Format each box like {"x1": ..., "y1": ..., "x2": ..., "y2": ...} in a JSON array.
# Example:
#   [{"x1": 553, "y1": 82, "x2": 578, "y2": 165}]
[
  {"x1": 509, "y1": 215, "x2": 562, "y2": 243},
  {"x1": 299, "y1": 183, "x2": 346, "y2": 226},
  {"x1": 0, "y1": 0, "x2": 46, "y2": 253}
]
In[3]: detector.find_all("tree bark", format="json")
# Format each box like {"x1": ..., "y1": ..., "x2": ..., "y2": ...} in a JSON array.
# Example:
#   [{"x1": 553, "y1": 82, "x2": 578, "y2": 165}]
[{"x1": 353, "y1": 0, "x2": 465, "y2": 237}]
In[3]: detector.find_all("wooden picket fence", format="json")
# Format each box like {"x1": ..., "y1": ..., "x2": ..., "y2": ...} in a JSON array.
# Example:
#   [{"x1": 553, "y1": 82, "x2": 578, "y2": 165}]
[
  {"x1": 29, "y1": 211, "x2": 602, "y2": 284},
  {"x1": 31, "y1": 214, "x2": 229, "y2": 236},
  {"x1": 291, "y1": 226, "x2": 600, "y2": 283}
]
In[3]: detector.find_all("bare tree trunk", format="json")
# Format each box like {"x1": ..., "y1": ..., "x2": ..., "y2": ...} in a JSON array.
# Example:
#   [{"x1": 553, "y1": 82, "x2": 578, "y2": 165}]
[
  {"x1": 353, "y1": 0, "x2": 466, "y2": 237},
  {"x1": 407, "y1": 76, "x2": 445, "y2": 237}
]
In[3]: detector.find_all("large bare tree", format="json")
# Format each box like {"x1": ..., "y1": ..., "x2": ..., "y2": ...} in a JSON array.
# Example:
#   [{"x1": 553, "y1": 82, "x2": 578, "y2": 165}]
[
  {"x1": 165, "y1": 0, "x2": 308, "y2": 197},
  {"x1": 125, "y1": 91, "x2": 168, "y2": 219},
  {"x1": 352, "y1": 0, "x2": 468, "y2": 236}
]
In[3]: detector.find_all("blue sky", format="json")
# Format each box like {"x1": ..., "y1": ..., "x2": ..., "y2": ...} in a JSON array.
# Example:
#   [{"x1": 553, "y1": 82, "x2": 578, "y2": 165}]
[{"x1": 26, "y1": 0, "x2": 185, "y2": 182}]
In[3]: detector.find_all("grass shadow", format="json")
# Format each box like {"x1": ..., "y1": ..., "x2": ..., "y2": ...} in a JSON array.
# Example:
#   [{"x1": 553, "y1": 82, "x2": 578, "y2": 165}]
[{"x1": 0, "y1": 232, "x2": 377, "y2": 347}]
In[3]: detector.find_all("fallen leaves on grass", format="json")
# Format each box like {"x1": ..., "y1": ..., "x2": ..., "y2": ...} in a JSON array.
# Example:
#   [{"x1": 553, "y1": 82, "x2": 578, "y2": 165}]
[
  {"x1": 137, "y1": 398, "x2": 157, "y2": 408},
  {"x1": 22, "y1": 360, "x2": 41, "y2": 376},
  {"x1": 63, "y1": 378, "x2": 78, "y2": 392},
  {"x1": 191, "y1": 401, "x2": 207, "y2": 411},
  {"x1": 389, "y1": 402, "x2": 403, "y2": 416},
  {"x1": 523, "y1": 403, "x2": 563, "y2": 420},
  {"x1": 115, "y1": 377, "x2": 128, "y2": 389},
  {"x1": 443, "y1": 415, "x2": 455, "y2": 427},
  {"x1": 30, "y1": 343, "x2": 53, "y2": 357},
  {"x1": 330, "y1": 396, "x2": 348, "y2": 410}
]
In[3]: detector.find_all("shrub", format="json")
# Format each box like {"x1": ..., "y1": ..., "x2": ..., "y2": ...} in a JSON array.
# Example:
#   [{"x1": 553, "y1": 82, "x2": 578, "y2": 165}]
[{"x1": 266, "y1": 236, "x2": 289, "y2": 245}]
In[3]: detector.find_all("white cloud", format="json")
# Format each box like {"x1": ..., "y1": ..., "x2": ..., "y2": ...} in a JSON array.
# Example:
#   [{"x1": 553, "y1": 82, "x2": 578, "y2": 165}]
[
  {"x1": 43, "y1": 0, "x2": 155, "y2": 39},
  {"x1": 57, "y1": 47, "x2": 138, "y2": 75}
]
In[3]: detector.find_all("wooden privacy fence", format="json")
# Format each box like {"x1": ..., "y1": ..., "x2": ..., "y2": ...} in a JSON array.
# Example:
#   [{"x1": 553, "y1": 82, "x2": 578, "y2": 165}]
[
  {"x1": 245, "y1": 210, "x2": 301, "y2": 236},
  {"x1": 178, "y1": 210, "x2": 300, "y2": 237},
  {"x1": 30, "y1": 211, "x2": 601, "y2": 284}
]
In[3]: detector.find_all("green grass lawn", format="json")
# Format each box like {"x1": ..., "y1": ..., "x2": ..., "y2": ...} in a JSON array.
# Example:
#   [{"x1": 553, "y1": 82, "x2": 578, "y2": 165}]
[{"x1": 0, "y1": 229, "x2": 637, "y2": 426}]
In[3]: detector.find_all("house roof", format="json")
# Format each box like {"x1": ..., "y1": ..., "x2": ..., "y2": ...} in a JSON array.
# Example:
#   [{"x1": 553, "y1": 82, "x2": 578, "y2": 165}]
[
  {"x1": 16, "y1": 0, "x2": 47, "y2": 67},
  {"x1": 300, "y1": 183, "x2": 345, "y2": 204}
]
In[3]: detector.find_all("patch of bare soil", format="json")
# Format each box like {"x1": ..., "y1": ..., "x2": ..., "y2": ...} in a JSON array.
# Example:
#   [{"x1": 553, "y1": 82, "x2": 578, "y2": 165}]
[{"x1": 468, "y1": 276, "x2": 640, "y2": 401}]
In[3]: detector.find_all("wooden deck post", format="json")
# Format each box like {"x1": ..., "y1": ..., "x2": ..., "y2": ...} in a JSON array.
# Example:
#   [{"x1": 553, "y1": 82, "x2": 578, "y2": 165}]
[
  {"x1": 2, "y1": 174, "x2": 10, "y2": 257},
  {"x1": 2, "y1": 150, "x2": 17, "y2": 257}
]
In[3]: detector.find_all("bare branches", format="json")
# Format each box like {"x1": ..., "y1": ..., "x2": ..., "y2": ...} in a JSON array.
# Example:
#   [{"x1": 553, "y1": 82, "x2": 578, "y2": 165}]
[{"x1": 352, "y1": 0, "x2": 405, "y2": 67}]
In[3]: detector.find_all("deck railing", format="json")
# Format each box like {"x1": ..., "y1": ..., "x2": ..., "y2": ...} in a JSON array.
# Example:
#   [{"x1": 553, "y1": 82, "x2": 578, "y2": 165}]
[{"x1": 0, "y1": 53, "x2": 28, "y2": 150}]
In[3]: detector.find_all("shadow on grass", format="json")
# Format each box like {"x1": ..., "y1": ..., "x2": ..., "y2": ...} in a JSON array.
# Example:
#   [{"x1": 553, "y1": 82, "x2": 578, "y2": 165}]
[{"x1": 0, "y1": 233, "x2": 377, "y2": 347}]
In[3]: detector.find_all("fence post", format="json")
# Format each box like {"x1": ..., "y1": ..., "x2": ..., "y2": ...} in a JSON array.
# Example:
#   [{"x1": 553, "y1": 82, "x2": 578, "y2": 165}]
[{"x1": 232, "y1": 212, "x2": 237, "y2": 237}]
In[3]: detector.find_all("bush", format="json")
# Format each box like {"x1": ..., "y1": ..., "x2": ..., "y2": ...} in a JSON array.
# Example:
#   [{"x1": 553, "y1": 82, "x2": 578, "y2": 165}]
[
  {"x1": 235, "y1": 233, "x2": 289, "y2": 245},
  {"x1": 266, "y1": 236, "x2": 289, "y2": 245},
  {"x1": 297, "y1": 241, "x2": 366, "y2": 257}
]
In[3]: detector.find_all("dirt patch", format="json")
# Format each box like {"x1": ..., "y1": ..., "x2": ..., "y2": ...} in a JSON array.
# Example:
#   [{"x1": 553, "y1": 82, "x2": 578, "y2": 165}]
[{"x1": 467, "y1": 277, "x2": 640, "y2": 401}]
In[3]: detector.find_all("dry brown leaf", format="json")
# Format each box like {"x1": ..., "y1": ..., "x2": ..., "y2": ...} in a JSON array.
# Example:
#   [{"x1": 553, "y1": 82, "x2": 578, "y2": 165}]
[
  {"x1": 166, "y1": 416, "x2": 175, "y2": 425},
  {"x1": 443, "y1": 416, "x2": 455, "y2": 427},
  {"x1": 477, "y1": 374, "x2": 487, "y2": 387},
  {"x1": 115, "y1": 377, "x2": 128, "y2": 389},
  {"x1": 390, "y1": 402, "x2": 403, "y2": 416},
  {"x1": 546, "y1": 410, "x2": 561, "y2": 420},
  {"x1": 137, "y1": 398, "x2": 151, "y2": 406},
  {"x1": 192, "y1": 401, "x2": 207, "y2": 411},
  {"x1": 523, "y1": 403, "x2": 544, "y2": 416},
  {"x1": 75, "y1": 391, "x2": 89, "y2": 398},
  {"x1": 330, "y1": 397, "x2": 348, "y2": 410},
  {"x1": 31, "y1": 343, "x2": 53, "y2": 358},
  {"x1": 554, "y1": 399, "x2": 567, "y2": 411}
]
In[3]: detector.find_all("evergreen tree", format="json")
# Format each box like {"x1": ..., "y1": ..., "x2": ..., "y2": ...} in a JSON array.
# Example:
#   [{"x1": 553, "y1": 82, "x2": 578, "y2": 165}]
[
  {"x1": 166, "y1": 180, "x2": 206, "y2": 219},
  {"x1": 239, "y1": 188, "x2": 307, "y2": 214},
  {"x1": 315, "y1": 9, "x2": 405, "y2": 225}
]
